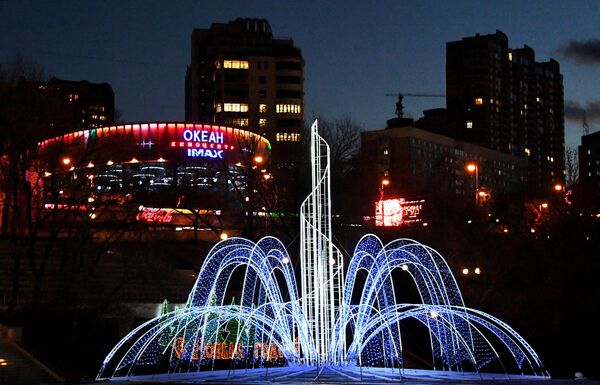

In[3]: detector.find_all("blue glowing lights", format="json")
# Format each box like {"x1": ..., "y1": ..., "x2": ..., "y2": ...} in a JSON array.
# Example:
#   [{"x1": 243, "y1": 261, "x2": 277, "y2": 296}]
[{"x1": 97, "y1": 121, "x2": 548, "y2": 380}]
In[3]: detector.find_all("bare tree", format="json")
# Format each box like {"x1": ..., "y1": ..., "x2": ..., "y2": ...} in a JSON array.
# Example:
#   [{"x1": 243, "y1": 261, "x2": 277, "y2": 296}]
[{"x1": 565, "y1": 146, "x2": 579, "y2": 187}]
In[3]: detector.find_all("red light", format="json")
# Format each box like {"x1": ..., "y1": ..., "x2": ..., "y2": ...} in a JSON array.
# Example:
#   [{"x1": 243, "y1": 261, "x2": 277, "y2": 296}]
[{"x1": 375, "y1": 198, "x2": 425, "y2": 227}]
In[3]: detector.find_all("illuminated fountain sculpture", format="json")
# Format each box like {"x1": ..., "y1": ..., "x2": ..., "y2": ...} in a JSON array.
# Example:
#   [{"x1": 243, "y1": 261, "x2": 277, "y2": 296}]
[{"x1": 98, "y1": 121, "x2": 549, "y2": 381}]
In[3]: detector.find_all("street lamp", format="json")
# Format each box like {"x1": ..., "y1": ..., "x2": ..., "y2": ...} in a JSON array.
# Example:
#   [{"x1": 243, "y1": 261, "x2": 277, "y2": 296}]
[
  {"x1": 465, "y1": 162, "x2": 479, "y2": 206},
  {"x1": 380, "y1": 178, "x2": 390, "y2": 200},
  {"x1": 254, "y1": 155, "x2": 264, "y2": 164},
  {"x1": 553, "y1": 183, "x2": 563, "y2": 192}
]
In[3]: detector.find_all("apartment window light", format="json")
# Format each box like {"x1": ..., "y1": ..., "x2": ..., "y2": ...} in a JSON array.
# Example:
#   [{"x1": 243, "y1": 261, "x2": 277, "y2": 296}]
[
  {"x1": 223, "y1": 60, "x2": 249, "y2": 69},
  {"x1": 466, "y1": 120, "x2": 473, "y2": 129},
  {"x1": 223, "y1": 103, "x2": 249, "y2": 112},
  {"x1": 259, "y1": 104, "x2": 267, "y2": 113},
  {"x1": 475, "y1": 98, "x2": 484, "y2": 105},
  {"x1": 276, "y1": 104, "x2": 302, "y2": 114}
]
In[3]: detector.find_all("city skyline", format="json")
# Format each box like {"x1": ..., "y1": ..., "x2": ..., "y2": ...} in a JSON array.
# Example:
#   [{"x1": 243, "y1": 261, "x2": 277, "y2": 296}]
[{"x1": 2, "y1": 0, "x2": 599, "y2": 148}]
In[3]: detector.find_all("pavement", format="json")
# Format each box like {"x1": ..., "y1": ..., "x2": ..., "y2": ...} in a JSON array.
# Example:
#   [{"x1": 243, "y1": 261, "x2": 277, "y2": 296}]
[{"x1": 0, "y1": 342, "x2": 60, "y2": 385}]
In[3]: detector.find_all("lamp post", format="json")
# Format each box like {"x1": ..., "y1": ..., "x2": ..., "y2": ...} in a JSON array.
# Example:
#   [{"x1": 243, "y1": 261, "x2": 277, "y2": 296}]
[
  {"x1": 465, "y1": 162, "x2": 479, "y2": 206},
  {"x1": 379, "y1": 178, "x2": 390, "y2": 226},
  {"x1": 380, "y1": 178, "x2": 390, "y2": 199}
]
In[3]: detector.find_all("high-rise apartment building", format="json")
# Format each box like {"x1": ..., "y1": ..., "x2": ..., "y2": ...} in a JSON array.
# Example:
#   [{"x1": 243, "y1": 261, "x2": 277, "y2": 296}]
[
  {"x1": 446, "y1": 30, "x2": 564, "y2": 196},
  {"x1": 185, "y1": 18, "x2": 304, "y2": 164}
]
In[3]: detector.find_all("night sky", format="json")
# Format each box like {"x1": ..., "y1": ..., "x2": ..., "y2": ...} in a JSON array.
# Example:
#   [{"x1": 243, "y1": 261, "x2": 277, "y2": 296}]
[{"x1": 2, "y1": 0, "x2": 599, "y2": 148}]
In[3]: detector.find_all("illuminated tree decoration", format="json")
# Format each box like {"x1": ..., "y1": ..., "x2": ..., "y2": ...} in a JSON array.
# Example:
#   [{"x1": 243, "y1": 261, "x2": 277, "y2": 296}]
[{"x1": 97, "y1": 121, "x2": 548, "y2": 380}]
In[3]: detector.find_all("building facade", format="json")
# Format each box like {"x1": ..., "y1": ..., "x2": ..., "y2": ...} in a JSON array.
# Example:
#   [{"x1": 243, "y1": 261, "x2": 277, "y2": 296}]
[
  {"x1": 360, "y1": 123, "x2": 527, "y2": 203},
  {"x1": 185, "y1": 18, "x2": 303, "y2": 164},
  {"x1": 446, "y1": 31, "x2": 564, "y2": 196},
  {"x1": 36, "y1": 122, "x2": 272, "y2": 239},
  {"x1": 45, "y1": 77, "x2": 115, "y2": 131},
  {"x1": 579, "y1": 130, "x2": 600, "y2": 186}
]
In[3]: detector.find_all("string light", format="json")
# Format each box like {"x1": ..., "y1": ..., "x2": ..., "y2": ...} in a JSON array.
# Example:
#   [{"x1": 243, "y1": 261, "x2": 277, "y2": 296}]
[{"x1": 98, "y1": 120, "x2": 547, "y2": 381}]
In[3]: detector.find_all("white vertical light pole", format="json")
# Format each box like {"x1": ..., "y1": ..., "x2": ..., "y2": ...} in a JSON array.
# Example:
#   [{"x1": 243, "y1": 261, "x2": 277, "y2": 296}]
[{"x1": 300, "y1": 120, "x2": 345, "y2": 366}]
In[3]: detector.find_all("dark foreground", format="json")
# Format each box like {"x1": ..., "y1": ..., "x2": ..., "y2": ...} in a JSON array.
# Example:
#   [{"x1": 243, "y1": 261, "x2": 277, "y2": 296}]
[{"x1": 91, "y1": 366, "x2": 600, "y2": 385}]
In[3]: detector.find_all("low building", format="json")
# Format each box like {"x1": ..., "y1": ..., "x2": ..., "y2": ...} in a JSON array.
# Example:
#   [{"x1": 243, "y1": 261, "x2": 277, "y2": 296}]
[
  {"x1": 35, "y1": 122, "x2": 272, "y2": 239},
  {"x1": 360, "y1": 123, "x2": 527, "y2": 203}
]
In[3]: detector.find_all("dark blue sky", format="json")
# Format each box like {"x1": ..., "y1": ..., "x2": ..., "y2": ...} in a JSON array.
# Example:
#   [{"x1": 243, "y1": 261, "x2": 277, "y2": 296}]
[{"x1": 2, "y1": 0, "x2": 599, "y2": 147}]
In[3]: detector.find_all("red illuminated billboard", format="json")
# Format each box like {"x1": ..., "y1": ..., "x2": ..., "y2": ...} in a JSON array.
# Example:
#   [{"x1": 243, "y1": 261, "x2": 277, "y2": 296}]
[{"x1": 375, "y1": 198, "x2": 425, "y2": 227}]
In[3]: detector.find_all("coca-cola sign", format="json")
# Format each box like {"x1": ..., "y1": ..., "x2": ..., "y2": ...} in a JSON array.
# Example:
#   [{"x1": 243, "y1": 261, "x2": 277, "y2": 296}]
[{"x1": 136, "y1": 207, "x2": 173, "y2": 223}]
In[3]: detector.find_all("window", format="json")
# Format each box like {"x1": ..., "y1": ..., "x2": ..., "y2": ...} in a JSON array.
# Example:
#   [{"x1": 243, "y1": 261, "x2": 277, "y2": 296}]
[
  {"x1": 508, "y1": 52, "x2": 513, "y2": 61},
  {"x1": 276, "y1": 76, "x2": 301, "y2": 84},
  {"x1": 259, "y1": 104, "x2": 267, "y2": 113},
  {"x1": 466, "y1": 120, "x2": 473, "y2": 129},
  {"x1": 223, "y1": 60, "x2": 249, "y2": 69},
  {"x1": 227, "y1": 118, "x2": 248, "y2": 127},
  {"x1": 276, "y1": 89, "x2": 302, "y2": 98},
  {"x1": 525, "y1": 148, "x2": 531, "y2": 157},
  {"x1": 215, "y1": 103, "x2": 222, "y2": 112},
  {"x1": 223, "y1": 103, "x2": 249, "y2": 112},
  {"x1": 276, "y1": 132, "x2": 301, "y2": 142},
  {"x1": 276, "y1": 104, "x2": 301, "y2": 114},
  {"x1": 259, "y1": 89, "x2": 266, "y2": 98},
  {"x1": 259, "y1": 118, "x2": 267, "y2": 127},
  {"x1": 99, "y1": 115, "x2": 107, "y2": 121},
  {"x1": 276, "y1": 61, "x2": 302, "y2": 70},
  {"x1": 475, "y1": 98, "x2": 484, "y2": 105},
  {"x1": 259, "y1": 76, "x2": 266, "y2": 84},
  {"x1": 383, "y1": 149, "x2": 389, "y2": 155}
]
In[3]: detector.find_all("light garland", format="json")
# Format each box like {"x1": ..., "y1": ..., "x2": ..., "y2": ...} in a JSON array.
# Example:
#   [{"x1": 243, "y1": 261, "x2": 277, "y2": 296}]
[{"x1": 97, "y1": 121, "x2": 548, "y2": 380}]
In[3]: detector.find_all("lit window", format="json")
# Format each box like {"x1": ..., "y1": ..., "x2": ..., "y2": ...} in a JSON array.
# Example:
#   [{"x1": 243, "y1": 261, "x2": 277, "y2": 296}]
[
  {"x1": 259, "y1": 104, "x2": 267, "y2": 113},
  {"x1": 524, "y1": 104, "x2": 528, "y2": 110},
  {"x1": 475, "y1": 98, "x2": 483, "y2": 105},
  {"x1": 259, "y1": 118, "x2": 267, "y2": 127},
  {"x1": 223, "y1": 103, "x2": 249, "y2": 112},
  {"x1": 276, "y1": 104, "x2": 302, "y2": 114},
  {"x1": 214, "y1": 102, "x2": 222, "y2": 112},
  {"x1": 466, "y1": 120, "x2": 473, "y2": 129},
  {"x1": 525, "y1": 148, "x2": 531, "y2": 157},
  {"x1": 223, "y1": 60, "x2": 249, "y2": 69},
  {"x1": 383, "y1": 149, "x2": 389, "y2": 155},
  {"x1": 276, "y1": 132, "x2": 301, "y2": 142},
  {"x1": 508, "y1": 52, "x2": 513, "y2": 61},
  {"x1": 99, "y1": 115, "x2": 107, "y2": 121},
  {"x1": 227, "y1": 118, "x2": 248, "y2": 127}
]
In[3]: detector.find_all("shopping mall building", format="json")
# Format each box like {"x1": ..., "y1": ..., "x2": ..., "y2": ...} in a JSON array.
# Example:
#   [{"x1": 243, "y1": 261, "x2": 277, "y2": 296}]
[{"x1": 36, "y1": 122, "x2": 273, "y2": 240}]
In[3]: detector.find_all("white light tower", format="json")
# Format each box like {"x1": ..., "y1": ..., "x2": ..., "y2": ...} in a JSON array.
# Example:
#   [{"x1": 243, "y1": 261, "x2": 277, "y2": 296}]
[{"x1": 300, "y1": 120, "x2": 345, "y2": 366}]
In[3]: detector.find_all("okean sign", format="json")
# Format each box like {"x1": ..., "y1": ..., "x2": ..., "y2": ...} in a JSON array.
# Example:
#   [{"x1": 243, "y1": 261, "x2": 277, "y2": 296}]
[{"x1": 170, "y1": 129, "x2": 235, "y2": 159}]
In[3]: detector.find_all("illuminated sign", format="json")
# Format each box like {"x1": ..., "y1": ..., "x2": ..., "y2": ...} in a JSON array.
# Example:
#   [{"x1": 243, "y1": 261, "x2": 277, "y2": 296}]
[
  {"x1": 375, "y1": 198, "x2": 425, "y2": 227},
  {"x1": 171, "y1": 129, "x2": 235, "y2": 159},
  {"x1": 136, "y1": 207, "x2": 173, "y2": 223}
]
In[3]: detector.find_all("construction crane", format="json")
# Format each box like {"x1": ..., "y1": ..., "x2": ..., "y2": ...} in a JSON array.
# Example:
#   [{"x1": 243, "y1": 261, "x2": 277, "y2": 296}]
[{"x1": 386, "y1": 92, "x2": 445, "y2": 118}]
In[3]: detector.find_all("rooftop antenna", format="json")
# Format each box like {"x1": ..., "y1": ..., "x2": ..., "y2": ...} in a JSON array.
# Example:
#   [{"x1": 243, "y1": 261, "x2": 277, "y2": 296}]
[{"x1": 583, "y1": 110, "x2": 590, "y2": 136}]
